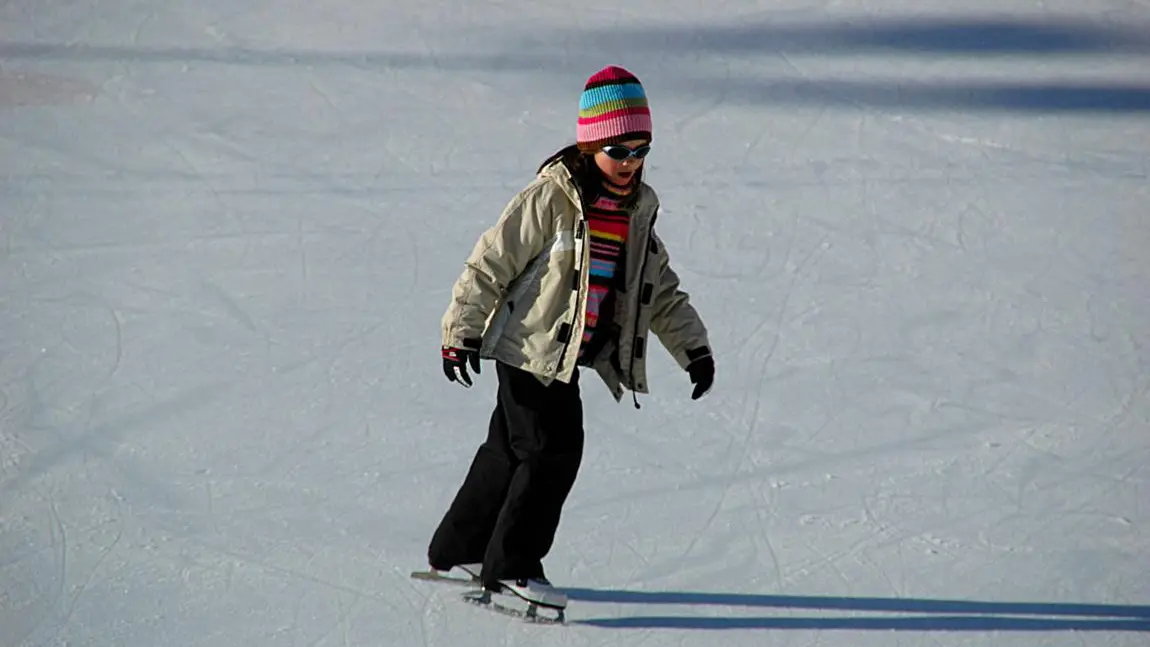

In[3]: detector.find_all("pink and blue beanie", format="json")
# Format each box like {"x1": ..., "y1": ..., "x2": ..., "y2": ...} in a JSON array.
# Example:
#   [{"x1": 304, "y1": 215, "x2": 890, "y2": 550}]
[{"x1": 576, "y1": 65, "x2": 652, "y2": 153}]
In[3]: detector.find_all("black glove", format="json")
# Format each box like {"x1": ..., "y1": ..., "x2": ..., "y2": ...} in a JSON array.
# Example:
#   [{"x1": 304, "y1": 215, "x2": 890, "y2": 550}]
[
  {"x1": 442, "y1": 339, "x2": 482, "y2": 387},
  {"x1": 687, "y1": 353, "x2": 714, "y2": 400}
]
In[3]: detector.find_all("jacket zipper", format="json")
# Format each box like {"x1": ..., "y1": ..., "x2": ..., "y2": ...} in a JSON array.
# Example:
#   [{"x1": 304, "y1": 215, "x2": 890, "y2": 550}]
[
  {"x1": 554, "y1": 184, "x2": 588, "y2": 375},
  {"x1": 627, "y1": 208, "x2": 658, "y2": 408}
]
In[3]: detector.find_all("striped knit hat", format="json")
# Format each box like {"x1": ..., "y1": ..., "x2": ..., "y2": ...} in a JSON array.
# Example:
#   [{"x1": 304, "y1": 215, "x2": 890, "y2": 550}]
[{"x1": 576, "y1": 66, "x2": 652, "y2": 153}]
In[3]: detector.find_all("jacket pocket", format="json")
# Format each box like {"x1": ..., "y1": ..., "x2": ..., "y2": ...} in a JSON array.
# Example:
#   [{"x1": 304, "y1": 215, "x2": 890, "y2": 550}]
[
  {"x1": 633, "y1": 336, "x2": 645, "y2": 359},
  {"x1": 557, "y1": 322, "x2": 572, "y2": 344},
  {"x1": 640, "y1": 282, "x2": 654, "y2": 305}
]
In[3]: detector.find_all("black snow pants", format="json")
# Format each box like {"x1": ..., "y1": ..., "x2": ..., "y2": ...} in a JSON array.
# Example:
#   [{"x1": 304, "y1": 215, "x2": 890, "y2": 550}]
[{"x1": 428, "y1": 362, "x2": 584, "y2": 589}]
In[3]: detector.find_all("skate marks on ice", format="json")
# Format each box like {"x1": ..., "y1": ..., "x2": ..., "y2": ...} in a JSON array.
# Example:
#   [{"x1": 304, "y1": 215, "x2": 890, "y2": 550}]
[{"x1": 564, "y1": 587, "x2": 1150, "y2": 631}]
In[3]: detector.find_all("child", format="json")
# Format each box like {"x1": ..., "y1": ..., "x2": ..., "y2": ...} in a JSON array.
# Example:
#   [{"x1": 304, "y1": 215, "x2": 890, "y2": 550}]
[{"x1": 428, "y1": 65, "x2": 714, "y2": 609}]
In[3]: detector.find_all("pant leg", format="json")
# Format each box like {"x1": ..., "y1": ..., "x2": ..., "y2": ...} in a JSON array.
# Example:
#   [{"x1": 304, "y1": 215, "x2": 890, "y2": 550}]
[
  {"x1": 427, "y1": 391, "x2": 517, "y2": 570},
  {"x1": 481, "y1": 363, "x2": 584, "y2": 587}
]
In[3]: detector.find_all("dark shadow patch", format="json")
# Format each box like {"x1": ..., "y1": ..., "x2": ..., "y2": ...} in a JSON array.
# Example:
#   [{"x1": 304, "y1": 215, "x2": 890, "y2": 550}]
[
  {"x1": 678, "y1": 77, "x2": 1150, "y2": 113},
  {"x1": 564, "y1": 586, "x2": 1150, "y2": 631}
]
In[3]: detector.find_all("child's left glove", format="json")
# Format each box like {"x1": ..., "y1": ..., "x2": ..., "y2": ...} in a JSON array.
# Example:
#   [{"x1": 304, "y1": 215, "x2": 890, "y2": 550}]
[
  {"x1": 687, "y1": 353, "x2": 714, "y2": 400},
  {"x1": 442, "y1": 339, "x2": 482, "y2": 387}
]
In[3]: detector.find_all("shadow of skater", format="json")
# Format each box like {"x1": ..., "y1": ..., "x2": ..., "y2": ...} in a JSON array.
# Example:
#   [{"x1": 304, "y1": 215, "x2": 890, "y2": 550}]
[{"x1": 564, "y1": 587, "x2": 1150, "y2": 631}]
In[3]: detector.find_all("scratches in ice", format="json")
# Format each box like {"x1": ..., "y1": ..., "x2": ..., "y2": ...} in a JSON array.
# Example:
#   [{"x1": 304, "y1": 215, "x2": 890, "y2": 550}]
[
  {"x1": 680, "y1": 210, "x2": 829, "y2": 578},
  {"x1": 196, "y1": 277, "x2": 260, "y2": 335}
]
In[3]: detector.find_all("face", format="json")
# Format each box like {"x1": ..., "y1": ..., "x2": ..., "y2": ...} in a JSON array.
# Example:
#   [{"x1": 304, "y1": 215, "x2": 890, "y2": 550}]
[{"x1": 593, "y1": 139, "x2": 649, "y2": 185}]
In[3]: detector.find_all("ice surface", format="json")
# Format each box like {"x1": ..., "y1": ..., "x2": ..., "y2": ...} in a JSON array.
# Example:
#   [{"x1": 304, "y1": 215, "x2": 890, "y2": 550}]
[{"x1": 1, "y1": 0, "x2": 1148, "y2": 645}]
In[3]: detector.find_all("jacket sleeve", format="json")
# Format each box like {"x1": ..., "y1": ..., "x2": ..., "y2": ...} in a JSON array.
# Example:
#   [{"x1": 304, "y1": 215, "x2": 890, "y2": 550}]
[
  {"x1": 441, "y1": 181, "x2": 555, "y2": 347},
  {"x1": 647, "y1": 231, "x2": 711, "y2": 368}
]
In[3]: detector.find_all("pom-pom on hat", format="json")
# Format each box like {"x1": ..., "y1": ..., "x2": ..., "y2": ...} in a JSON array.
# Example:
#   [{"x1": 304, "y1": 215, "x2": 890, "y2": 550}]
[{"x1": 576, "y1": 65, "x2": 652, "y2": 153}]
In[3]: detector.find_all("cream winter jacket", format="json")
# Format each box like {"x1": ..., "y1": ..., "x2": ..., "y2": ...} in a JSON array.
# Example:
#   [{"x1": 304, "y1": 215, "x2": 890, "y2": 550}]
[{"x1": 441, "y1": 158, "x2": 710, "y2": 402}]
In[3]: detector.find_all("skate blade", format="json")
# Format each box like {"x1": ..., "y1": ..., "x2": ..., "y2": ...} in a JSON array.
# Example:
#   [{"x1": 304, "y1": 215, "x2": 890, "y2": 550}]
[
  {"x1": 409, "y1": 570, "x2": 480, "y2": 586},
  {"x1": 462, "y1": 589, "x2": 566, "y2": 624}
]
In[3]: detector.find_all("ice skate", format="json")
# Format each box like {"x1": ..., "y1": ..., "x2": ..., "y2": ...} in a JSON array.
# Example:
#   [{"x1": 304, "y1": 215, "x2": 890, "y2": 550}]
[
  {"x1": 460, "y1": 577, "x2": 567, "y2": 624},
  {"x1": 496, "y1": 576, "x2": 567, "y2": 609},
  {"x1": 410, "y1": 562, "x2": 483, "y2": 586}
]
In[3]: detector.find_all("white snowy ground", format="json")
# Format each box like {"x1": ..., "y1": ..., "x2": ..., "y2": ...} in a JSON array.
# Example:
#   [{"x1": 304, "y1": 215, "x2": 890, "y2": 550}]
[{"x1": 2, "y1": 0, "x2": 1149, "y2": 645}]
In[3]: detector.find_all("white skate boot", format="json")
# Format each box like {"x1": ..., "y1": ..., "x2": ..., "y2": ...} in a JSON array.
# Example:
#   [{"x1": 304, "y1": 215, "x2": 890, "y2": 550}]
[{"x1": 498, "y1": 577, "x2": 567, "y2": 609}]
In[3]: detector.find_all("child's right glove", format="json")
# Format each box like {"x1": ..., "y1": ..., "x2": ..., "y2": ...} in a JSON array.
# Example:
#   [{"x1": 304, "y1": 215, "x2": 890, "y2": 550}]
[{"x1": 442, "y1": 339, "x2": 482, "y2": 387}]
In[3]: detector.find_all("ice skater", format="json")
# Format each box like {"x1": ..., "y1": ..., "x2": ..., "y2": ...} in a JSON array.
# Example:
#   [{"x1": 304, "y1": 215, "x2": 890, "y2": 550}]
[{"x1": 427, "y1": 65, "x2": 714, "y2": 611}]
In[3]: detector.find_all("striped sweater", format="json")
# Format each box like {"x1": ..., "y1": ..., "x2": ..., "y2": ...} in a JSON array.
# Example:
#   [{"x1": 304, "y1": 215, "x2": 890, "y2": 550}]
[{"x1": 578, "y1": 177, "x2": 634, "y2": 361}]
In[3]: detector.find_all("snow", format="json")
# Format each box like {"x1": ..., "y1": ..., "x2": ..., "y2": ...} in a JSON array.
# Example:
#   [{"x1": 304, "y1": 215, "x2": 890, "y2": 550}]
[{"x1": 2, "y1": 0, "x2": 1148, "y2": 644}]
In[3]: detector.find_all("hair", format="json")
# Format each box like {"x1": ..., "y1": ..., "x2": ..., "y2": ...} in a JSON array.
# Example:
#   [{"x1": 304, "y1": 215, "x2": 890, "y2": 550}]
[{"x1": 536, "y1": 144, "x2": 644, "y2": 201}]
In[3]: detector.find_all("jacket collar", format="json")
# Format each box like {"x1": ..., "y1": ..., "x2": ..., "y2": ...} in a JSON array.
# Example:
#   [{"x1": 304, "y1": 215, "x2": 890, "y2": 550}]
[{"x1": 539, "y1": 158, "x2": 657, "y2": 224}]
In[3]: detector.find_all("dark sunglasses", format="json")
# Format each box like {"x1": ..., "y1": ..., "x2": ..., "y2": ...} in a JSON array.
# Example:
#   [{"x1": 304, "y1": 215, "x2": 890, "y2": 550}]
[{"x1": 600, "y1": 144, "x2": 652, "y2": 161}]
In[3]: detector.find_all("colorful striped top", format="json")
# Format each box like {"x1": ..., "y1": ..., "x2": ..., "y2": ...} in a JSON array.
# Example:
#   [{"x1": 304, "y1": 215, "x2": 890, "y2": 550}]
[{"x1": 578, "y1": 177, "x2": 634, "y2": 361}]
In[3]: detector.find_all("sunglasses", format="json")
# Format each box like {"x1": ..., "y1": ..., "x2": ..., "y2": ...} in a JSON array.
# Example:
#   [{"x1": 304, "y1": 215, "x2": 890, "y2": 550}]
[{"x1": 600, "y1": 144, "x2": 652, "y2": 161}]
